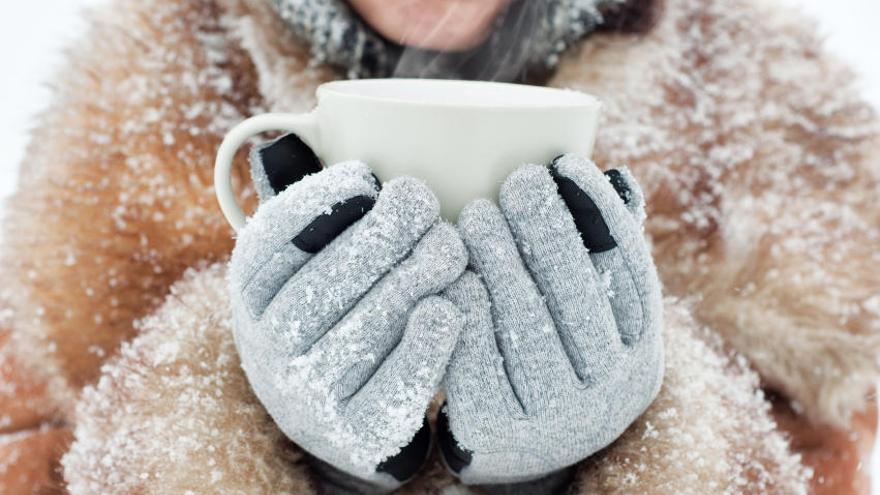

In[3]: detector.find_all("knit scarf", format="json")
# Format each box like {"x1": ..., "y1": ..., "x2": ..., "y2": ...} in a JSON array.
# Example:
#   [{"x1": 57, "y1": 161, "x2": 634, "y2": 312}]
[{"x1": 269, "y1": 0, "x2": 626, "y2": 81}]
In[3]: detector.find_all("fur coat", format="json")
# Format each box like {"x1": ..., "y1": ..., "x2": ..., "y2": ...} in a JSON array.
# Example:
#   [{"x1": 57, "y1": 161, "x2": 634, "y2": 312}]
[{"x1": 0, "y1": 0, "x2": 878, "y2": 493}]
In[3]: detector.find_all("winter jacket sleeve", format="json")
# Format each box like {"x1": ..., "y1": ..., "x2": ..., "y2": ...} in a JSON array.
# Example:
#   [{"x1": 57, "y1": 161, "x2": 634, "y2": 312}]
[
  {"x1": 61, "y1": 264, "x2": 320, "y2": 494},
  {"x1": 60, "y1": 264, "x2": 809, "y2": 494}
]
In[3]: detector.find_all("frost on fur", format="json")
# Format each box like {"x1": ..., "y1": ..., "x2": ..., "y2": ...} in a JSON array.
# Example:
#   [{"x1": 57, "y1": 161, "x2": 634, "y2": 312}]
[
  {"x1": 0, "y1": 0, "x2": 333, "y2": 399},
  {"x1": 61, "y1": 264, "x2": 316, "y2": 495}
]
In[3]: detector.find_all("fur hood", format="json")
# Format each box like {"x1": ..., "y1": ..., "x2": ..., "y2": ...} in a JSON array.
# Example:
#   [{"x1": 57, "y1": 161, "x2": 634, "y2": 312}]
[{"x1": 0, "y1": 0, "x2": 878, "y2": 493}]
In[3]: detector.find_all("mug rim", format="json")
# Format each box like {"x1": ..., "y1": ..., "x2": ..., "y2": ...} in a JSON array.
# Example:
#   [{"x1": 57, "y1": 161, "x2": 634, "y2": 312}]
[{"x1": 318, "y1": 78, "x2": 600, "y2": 110}]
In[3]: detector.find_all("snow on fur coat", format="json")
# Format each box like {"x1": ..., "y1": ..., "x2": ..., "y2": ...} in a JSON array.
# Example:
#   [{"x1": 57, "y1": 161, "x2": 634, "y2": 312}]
[{"x1": 0, "y1": 0, "x2": 878, "y2": 493}]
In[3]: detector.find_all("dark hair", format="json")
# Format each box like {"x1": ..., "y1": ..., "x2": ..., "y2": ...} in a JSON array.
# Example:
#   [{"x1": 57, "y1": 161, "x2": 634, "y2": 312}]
[{"x1": 599, "y1": 0, "x2": 665, "y2": 34}]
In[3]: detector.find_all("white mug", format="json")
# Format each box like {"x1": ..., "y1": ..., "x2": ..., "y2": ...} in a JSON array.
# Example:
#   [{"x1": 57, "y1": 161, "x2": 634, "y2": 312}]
[{"x1": 215, "y1": 79, "x2": 601, "y2": 231}]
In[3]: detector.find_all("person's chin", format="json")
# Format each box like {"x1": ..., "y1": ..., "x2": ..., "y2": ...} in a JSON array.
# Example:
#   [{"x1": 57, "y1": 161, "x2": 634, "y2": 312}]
[{"x1": 349, "y1": 0, "x2": 511, "y2": 52}]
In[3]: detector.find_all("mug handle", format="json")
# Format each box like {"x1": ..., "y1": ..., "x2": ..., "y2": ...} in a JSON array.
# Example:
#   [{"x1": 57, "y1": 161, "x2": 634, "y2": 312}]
[{"x1": 214, "y1": 112, "x2": 320, "y2": 232}]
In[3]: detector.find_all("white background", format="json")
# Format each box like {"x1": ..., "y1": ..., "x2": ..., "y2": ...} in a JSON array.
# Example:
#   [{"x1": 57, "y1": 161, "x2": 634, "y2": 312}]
[{"x1": 1, "y1": 0, "x2": 879, "y2": 491}]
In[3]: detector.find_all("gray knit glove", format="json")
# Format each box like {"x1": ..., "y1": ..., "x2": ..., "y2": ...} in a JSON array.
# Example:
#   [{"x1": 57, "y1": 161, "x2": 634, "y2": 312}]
[
  {"x1": 439, "y1": 155, "x2": 664, "y2": 490},
  {"x1": 229, "y1": 135, "x2": 468, "y2": 494}
]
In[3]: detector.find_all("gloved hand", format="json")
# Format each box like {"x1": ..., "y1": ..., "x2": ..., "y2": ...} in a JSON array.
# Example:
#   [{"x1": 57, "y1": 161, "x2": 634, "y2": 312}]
[
  {"x1": 229, "y1": 135, "x2": 468, "y2": 494},
  {"x1": 439, "y1": 155, "x2": 664, "y2": 491}
]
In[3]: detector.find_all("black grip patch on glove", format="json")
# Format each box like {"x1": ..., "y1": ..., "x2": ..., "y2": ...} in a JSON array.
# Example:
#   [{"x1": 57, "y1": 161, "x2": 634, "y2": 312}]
[
  {"x1": 377, "y1": 417, "x2": 433, "y2": 482},
  {"x1": 549, "y1": 163, "x2": 617, "y2": 253},
  {"x1": 293, "y1": 195, "x2": 376, "y2": 253},
  {"x1": 603, "y1": 169, "x2": 633, "y2": 205},
  {"x1": 437, "y1": 405, "x2": 473, "y2": 475},
  {"x1": 258, "y1": 133, "x2": 323, "y2": 194}
]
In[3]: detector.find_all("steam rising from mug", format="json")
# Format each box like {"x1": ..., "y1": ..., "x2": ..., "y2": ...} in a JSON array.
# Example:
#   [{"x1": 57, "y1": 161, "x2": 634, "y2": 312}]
[
  {"x1": 214, "y1": 79, "x2": 601, "y2": 232},
  {"x1": 270, "y1": 0, "x2": 621, "y2": 82},
  {"x1": 390, "y1": 1, "x2": 610, "y2": 82}
]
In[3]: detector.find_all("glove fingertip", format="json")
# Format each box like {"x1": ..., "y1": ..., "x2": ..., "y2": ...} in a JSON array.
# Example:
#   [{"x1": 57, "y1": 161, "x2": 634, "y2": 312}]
[
  {"x1": 498, "y1": 163, "x2": 552, "y2": 210},
  {"x1": 412, "y1": 296, "x2": 464, "y2": 342},
  {"x1": 456, "y1": 199, "x2": 506, "y2": 251},
  {"x1": 380, "y1": 176, "x2": 441, "y2": 229}
]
